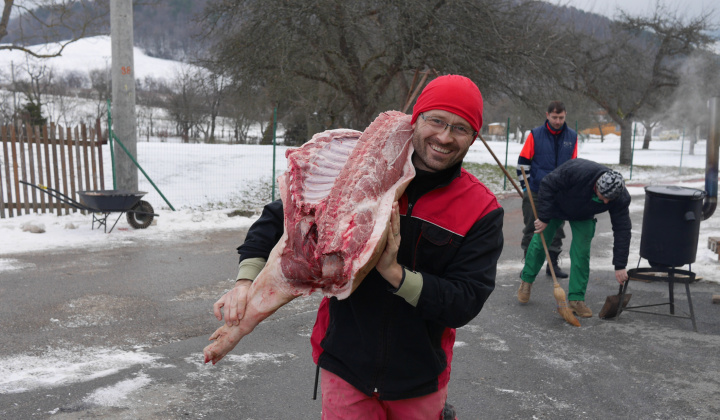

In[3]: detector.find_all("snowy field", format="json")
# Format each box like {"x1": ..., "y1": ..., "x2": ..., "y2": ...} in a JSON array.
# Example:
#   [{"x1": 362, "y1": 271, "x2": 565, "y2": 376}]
[{"x1": 2, "y1": 132, "x2": 720, "y2": 285}]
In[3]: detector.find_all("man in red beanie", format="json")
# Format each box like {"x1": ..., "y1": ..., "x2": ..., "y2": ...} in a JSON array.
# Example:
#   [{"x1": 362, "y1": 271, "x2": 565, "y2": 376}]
[{"x1": 214, "y1": 75, "x2": 504, "y2": 419}]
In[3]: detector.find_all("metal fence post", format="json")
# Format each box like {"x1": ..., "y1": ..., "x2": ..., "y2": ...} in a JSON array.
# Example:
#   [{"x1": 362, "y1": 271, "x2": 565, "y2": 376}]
[
  {"x1": 272, "y1": 106, "x2": 278, "y2": 202},
  {"x1": 630, "y1": 123, "x2": 637, "y2": 180},
  {"x1": 504, "y1": 117, "x2": 510, "y2": 190}
]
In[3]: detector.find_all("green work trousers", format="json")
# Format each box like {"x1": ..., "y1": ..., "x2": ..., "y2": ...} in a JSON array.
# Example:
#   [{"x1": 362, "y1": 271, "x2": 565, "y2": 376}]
[
  {"x1": 520, "y1": 218, "x2": 597, "y2": 301},
  {"x1": 521, "y1": 190, "x2": 564, "y2": 254}
]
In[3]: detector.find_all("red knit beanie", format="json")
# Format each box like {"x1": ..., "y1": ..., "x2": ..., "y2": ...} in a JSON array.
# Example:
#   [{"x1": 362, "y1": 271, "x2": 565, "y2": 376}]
[{"x1": 411, "y1": 75, "x2": 483, "y2": 133}]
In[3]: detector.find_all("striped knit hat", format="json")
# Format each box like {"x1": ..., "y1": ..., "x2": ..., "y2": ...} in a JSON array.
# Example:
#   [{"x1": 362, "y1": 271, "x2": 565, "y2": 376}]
[{"x1": 596, "y1": 171, "x2": 624, "y2": 200}]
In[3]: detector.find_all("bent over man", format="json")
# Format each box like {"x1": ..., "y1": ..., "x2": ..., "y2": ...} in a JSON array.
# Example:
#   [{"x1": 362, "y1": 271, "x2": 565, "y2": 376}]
[
  {"x1": 214, "y1": 75, "x2": 504, "y2": 419},
  {"x1": 518, "y1": 158, "x2": 630, "y2": 318}
]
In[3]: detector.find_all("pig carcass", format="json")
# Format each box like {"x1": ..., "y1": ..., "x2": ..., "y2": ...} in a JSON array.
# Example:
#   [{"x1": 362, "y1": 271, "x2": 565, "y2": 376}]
[{"x1": 204, "y1": 111, "x2": 416, "y2": 364}]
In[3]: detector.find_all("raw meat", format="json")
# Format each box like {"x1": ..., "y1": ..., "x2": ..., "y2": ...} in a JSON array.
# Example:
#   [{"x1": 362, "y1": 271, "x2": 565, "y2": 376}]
[{"x1": 204, "y1": 111, "x2": 415, "y2": 364}]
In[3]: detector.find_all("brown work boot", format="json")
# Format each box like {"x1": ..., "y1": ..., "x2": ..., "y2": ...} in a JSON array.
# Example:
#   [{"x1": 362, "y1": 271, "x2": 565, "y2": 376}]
[
  {"x1": 569, "y1": 300, "x2": 593, "y2": 318},
  {"x1": 518, "y1": 281, "x2": 532, "y2": 303}
]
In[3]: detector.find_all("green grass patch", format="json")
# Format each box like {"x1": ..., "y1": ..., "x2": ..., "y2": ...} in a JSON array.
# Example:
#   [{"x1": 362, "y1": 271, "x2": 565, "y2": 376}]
[{"x1": 462, "y1": 162, "x2": 520, "y2": 194}]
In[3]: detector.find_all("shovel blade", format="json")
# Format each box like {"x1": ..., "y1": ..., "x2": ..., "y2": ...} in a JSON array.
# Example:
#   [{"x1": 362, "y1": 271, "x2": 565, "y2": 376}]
[{"x1": 598, "y1": 293, "x2": 632, "y2": 319}]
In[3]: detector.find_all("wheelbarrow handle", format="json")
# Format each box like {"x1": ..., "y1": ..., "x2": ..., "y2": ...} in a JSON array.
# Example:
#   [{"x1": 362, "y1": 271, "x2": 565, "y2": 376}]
[{"x1": 19, "y1": 180, "x2": 94, "y2": 212}]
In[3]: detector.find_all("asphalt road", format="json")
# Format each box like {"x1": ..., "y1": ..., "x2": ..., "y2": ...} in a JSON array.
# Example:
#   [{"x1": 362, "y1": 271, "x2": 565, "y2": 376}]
[{"x1": 1, "y1": 195, "x2": 719, "y2": 419}]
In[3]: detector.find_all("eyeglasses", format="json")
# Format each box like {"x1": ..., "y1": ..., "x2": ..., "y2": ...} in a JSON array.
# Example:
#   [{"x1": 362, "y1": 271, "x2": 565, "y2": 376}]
[{"x1": 419, "y1": 113, "x2": 477, "y2": 140}]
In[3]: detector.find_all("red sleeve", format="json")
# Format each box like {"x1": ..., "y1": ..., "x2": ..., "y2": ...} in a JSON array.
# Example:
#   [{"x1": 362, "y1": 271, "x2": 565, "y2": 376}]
[
  {"x1": 519, "y1": 132, "x2": 535, "y2": 160},
  {"x1": 571, "y1": 136, "x2": 578, "y2": 159}
]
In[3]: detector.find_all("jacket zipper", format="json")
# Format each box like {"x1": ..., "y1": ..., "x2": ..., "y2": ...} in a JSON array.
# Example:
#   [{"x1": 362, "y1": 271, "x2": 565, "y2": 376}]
[
  {"x1": 371, "y1": 294, "x2": 395, "y2": 395},
  {"x1": 372, "y1": 171, "x2": 456, "y2": 395}
]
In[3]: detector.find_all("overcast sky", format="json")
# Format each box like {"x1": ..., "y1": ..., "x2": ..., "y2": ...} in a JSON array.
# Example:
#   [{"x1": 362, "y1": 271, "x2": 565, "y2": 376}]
[{"x1": 551, "y1": 0, "x2": 718, "y2": 24}]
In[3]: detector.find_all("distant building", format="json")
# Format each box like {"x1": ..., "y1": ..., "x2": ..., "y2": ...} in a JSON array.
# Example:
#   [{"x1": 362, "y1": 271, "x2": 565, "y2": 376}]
[
  {"x1": 487, "y1": 123, "x2": 506, "y2": 136},
  {"x1": 580, "y1": 123, "x2": 620, "y2": 136}
]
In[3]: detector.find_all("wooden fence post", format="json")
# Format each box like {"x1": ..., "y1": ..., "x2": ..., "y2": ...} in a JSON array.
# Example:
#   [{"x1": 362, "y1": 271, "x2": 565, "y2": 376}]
[
  {"x1": 41, "y1": 124, "x2": 54, "y2": 213},
  {"x1": 2, "y1": 126, "x2": 12, "y2": 217},
  {"x1": 80, "y1": 125, "x2": 91, "y2": 193},
  {"x1": 9, "y1": 125, "x2": 21, "y2": 215},
  {"x1": 48, "y1": 124, "x2": 61, "y2": 215},
  {"x1": 66, "y1": 125, "x2": 77, "y2": 214},
  {"x1": 33, "y1": 124, "x2": 46, "y2": 213},
  {"x1": 26, "y1": 124, "x2": 38, "y2": 211},
  {"x1": 57, "y1": 124, "x2": 70, "y2": 215}
]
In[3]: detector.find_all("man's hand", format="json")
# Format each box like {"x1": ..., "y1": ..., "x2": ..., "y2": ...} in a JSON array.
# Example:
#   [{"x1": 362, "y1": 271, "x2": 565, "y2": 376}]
[
  {"x1": 213, "y1": 279, "x2": 252, "y2": 326},
  {"x1": 615, "y1": 269, "x2": 628, "y2": 284},
  {"x1": 376, "y1": 201, "x2": 404, "y2": 289},
  {"x1": 534, "y1": 219, "x2": 547, "y2": 233}
]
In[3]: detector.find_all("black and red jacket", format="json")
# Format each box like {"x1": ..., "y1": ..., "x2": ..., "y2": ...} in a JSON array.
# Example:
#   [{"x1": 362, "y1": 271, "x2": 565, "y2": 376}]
[
  {"x1": 238, "y1": 162, "x2": 504, "y2": 400},
  {"x1": 536, "y1": 158, "x2": 632, "y2": 269}
]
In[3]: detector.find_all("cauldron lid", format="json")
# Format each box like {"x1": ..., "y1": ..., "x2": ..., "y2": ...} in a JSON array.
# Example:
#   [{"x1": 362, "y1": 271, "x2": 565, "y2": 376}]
[{"x1": 645, "y1": 185, "x2": 706, "y2": 199}]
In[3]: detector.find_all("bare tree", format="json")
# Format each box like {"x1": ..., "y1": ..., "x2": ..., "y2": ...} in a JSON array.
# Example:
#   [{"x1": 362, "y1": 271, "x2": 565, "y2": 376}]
[
  {"x1": 12, "y1": 58, "x2": 57, "y2": 125},
  {"x1": 0, "y1": 87, "x2": 15, "y2": 124},
  {"x1": 200, "y1": 0, "x2": 559, "y2": 130},
  {"x1": 481, "y1": 95, "x2": 542, "y2": 144},
  {"x1": 589, "y1": 111, "x2": 612, "y2": 142},
  {"x1": 88, "y1": 66, "x2": 111, "y2": 122},
  {"x1": 196, "y1": 70, "x2": 228, "y2": 143},
  {"x1": 1, "y1": 0, "x2": 107, "y2": 58},
  {"x1": 48, "y1": 88, "x2": 80, "y2": 126},
  {"x1": 166, "y1": 66, "x2": 205, "y2": 143},
  {"x1": 639, "y1": 120, "x2": 660, "y2": 149},
  {"x1": 223, "y1": 83, "x2": 275, "y2": 144},
  {"x1": 554, "y1": 5, "x2": 716, "y2": 164}
]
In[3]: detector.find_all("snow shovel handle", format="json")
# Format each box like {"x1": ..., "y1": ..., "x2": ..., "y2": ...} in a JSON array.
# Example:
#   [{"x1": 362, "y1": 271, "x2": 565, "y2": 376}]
[{"x1": 520, "y1": 168, "x2": 558, "y2": 284}]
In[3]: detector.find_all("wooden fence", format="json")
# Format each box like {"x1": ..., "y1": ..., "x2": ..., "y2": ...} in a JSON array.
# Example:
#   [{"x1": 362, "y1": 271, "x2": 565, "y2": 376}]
[{"x1": 0, "y1": 120, "x2": 105, "y2": 218}]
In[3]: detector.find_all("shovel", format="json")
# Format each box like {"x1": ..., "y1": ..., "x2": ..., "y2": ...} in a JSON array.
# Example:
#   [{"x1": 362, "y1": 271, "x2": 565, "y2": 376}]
[{"x1": 598, "y1": 284, "x2": 632, "y2": 319}]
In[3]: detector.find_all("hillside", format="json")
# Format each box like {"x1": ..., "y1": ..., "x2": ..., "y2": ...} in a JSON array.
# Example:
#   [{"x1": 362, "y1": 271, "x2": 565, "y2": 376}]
[
  {"x1": 0, "y1": 36, "x2": 188, "y2": 81},
  {"x1": 3, "y1": 0, "x2": 209, "y2": 61}
]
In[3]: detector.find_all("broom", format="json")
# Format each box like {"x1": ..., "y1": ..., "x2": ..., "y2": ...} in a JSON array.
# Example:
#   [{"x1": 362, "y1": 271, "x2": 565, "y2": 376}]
[{"x1": 520, "y1": 168, "x2": 580, "y2": 327}]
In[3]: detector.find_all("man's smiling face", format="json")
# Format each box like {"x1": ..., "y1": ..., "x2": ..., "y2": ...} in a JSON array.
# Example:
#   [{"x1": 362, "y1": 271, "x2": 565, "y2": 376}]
[{"x1": 410, "y1": 109, "x2": 475, "y2": 172}]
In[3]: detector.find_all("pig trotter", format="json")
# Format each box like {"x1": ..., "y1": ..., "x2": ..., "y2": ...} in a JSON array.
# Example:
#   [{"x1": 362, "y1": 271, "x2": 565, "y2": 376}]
[{"x1": 203, "y1": 323, "x2": 249, "y2": 365}]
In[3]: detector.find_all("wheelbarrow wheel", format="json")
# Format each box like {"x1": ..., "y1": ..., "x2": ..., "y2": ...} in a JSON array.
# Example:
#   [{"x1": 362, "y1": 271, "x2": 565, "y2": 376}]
[{"x1": 127, "y1": 200, "x2": 154, "y2": 229}]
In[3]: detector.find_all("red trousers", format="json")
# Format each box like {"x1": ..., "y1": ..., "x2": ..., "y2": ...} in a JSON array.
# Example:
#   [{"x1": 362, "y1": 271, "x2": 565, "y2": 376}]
[{"x1": 320, "y1": 369, "x2": 450, "y2": 420}]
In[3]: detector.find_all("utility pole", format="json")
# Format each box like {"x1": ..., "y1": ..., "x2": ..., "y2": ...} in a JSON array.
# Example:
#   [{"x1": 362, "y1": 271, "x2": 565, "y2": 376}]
[{"x1": 110, "y1": 0, "x2": 138, "y2": 190}]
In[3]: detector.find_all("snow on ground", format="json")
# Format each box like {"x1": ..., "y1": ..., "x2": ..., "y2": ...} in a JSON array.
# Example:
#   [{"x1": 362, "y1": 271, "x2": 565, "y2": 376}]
[
  {"x1": 0, "y1": 342, "x2": 291, "y2": 402},
  {"x1": 0, "y1": 207, "x2": 256, "y2": 261},
  {"x1": 1, "y1": 132, "x2": 719, "y2": 285},
  {"x1": 0, "y1": 345, "x2": 164, "y2": 395}
]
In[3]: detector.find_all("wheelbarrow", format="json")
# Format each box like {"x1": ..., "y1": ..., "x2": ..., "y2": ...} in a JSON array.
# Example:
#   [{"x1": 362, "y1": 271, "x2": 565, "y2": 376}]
[{"x1": 20, "y1": 181, "x2": 158, "y2": 233}]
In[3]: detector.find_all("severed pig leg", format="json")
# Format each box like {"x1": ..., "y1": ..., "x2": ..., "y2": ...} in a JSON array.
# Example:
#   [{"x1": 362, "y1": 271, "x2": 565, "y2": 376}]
[{"x1": 203, "y1": 233, "x2": 301, "y2": 364}]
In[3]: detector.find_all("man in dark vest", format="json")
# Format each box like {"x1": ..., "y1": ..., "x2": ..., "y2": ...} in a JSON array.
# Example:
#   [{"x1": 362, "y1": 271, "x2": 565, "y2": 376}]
[{"x1": 516, "y1": 101, "x2": 578, "y2": 278}]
